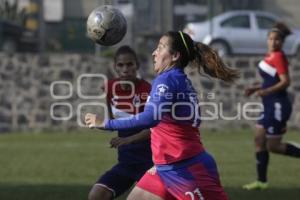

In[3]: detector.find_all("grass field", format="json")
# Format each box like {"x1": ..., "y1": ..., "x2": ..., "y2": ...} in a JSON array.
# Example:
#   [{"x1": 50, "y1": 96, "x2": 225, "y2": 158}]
[{"x1": 0, "y1": 129, "x2": 299, "y2": 200}]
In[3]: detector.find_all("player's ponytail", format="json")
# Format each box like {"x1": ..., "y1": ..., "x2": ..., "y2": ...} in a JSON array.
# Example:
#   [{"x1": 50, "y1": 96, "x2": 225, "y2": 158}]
[
  {"x1": 192, "y1": 42, "x2": 240, "y2": 83},
  {"x1": 165, "y1": 31, "x2": 239, "y2": 83},
  {"x1": 269, "y1": 22, "x2": 292, "y2": 41}
]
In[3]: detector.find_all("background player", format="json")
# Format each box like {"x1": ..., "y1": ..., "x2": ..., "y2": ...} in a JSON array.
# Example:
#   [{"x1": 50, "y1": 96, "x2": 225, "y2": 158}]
[
  {"x1": 88, "y1": 45, "x2": 153, "y2": 200},
  {"x1": 243, "y1": 23, "x2": 300, "y2": 190}
]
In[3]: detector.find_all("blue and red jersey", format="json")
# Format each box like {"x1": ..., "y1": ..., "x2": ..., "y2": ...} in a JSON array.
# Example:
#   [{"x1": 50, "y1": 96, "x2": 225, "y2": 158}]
[
  {"x1": 105, "y1": 67, "x2": 205, "y2": 165},
  {"x1": 257, "y1": 51, "x2": 292, "y2": 135},
  {"x1": 258, "y1": 51, "x2": 289, "y2": 102},
  {"x1": 106, "y1": 78, "x2": 152, "y2": 164}
]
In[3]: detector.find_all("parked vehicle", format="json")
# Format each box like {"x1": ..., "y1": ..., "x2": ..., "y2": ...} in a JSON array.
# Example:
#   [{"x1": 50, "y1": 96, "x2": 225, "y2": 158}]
[{"x1": 184, "y1": 10, "x2": 300, "y2": 57}]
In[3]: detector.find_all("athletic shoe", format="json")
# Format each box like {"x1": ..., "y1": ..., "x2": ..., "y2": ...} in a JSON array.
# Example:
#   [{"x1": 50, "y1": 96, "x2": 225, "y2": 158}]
[{"x1": 243, "y1": 181, "x2": 268, "y2": 190}]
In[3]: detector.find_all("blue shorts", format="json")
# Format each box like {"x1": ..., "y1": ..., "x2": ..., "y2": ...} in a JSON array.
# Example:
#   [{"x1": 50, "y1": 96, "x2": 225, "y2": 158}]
[
  {"x1": 96, "y1": 162, "x2": 152, "y2": 197},
  {"x1": 257, "y1": 100, "x2": 292, "y2": 137},
  {"x1": 137, "y1": 152, "x2": 228, "y2": 200}
]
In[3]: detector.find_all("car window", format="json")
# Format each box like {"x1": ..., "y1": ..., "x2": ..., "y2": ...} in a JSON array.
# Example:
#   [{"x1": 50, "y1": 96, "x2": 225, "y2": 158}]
[
  {"x1": 221, "y1": 15, "x2": 250, "y2": 28},
  {"x1": 256, "y1": 16, "x2": 277, "y2": 29}
]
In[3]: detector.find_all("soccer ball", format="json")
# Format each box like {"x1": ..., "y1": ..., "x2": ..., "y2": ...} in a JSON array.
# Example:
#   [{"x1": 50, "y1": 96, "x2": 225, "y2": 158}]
[{"x1": 86, "y1": 5, "x2": 127, "y2": 46}]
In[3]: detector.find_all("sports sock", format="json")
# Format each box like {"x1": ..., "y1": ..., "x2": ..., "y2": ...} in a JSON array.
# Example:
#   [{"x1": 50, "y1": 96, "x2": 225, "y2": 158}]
[
  {"x1": 285, "y1": 143, "x2": 300, "y2": 158},
  {"x1": 256, "y1": 151, "x2": 269, "y2": 182}
]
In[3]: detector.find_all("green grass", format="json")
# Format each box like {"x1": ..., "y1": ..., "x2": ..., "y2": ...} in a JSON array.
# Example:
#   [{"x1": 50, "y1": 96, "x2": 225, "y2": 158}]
[{"x1": 0, "y1": 129, "x2": 299, "y2": 200}]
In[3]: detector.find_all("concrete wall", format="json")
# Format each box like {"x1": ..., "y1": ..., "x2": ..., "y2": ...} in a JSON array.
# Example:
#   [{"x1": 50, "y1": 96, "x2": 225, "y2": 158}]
[{"x1": 0, "y1": 53, "x2": 299, "y2": 132}]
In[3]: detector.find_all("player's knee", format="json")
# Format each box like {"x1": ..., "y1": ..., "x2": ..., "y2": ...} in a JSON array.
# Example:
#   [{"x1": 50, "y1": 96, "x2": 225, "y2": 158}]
[
  {"x1": 88, "y1": 189, "x2": 99, "y2": 200},
  {"x1": 127, "y1": 187, "x2": 143, "y2": 200},
  {"x1": 88, "y1": 185, "x2": 113, "y2": 200},
  {"x1": 254, "y1": 136, "x2": 265, "y2": 149},
  {"x1": 88, "y1": 190, "x2": 96, "y2": 200},
  {"x1": 267, "y1": 143, "x2": 281, "y2": 153}
]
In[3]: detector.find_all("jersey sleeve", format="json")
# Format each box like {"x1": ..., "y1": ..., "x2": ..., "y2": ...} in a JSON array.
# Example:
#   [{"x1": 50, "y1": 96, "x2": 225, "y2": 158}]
[
  {"x1": 138, "y1": 80, "x2": 152, "y2": 112},
  {"x1": 273, "y1": 52, "x2": 289, "y2": 75},
  {"x1": 105, "y1": 75, "x2": 175, "y2": 131},
  {"x1": 104, "y1": 80, "x2": 112, "y2": 104},
  {"x1": 141, "y1": 80, "x2": 151, "y2": 93}
]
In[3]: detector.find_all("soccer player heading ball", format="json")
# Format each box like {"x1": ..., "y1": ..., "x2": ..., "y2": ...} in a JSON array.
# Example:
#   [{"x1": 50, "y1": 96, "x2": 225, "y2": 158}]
[
  {"x1": 243, "y1": 22, "x2": 300, "y2": 191},
  {"x1": 85, "y1": 31, "x2": 239, "y2": 199}
]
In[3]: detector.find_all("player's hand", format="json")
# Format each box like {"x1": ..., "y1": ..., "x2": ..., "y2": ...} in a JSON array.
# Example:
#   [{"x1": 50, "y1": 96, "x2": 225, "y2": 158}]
[
  {"x1": 110, "y1": 136, "x2": 132, "y2": 148},
  {"x1": 84, "y1": 113, "x2": 105, "y2": 129},
  {"x1": 244, "y1": 87, "x2": 257, "y2": 97}
]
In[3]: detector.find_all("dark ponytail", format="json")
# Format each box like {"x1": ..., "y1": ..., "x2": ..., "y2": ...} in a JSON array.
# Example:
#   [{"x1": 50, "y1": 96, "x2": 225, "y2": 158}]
[
  {"x1": 192, "y1": 42, "x2": 240, "y2": 83},
  {"x1": 164, "y1": 31, "x2": 239, "y2": 83},
  {"x1": 269, "y1": 22, "x2": 292, "y2": 41}
]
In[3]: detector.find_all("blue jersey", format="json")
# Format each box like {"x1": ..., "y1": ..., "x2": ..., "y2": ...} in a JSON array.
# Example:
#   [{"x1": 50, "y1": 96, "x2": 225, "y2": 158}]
[
  {"x1": 105, "y1": 67, "x2": 201, "y2": 130},
  {"x1": 106, "y1": 67, "x2": 204, "y2": 164}
]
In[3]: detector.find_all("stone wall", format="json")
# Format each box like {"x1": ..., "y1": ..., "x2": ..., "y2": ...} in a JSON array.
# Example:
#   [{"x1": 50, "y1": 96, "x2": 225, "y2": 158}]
[
  {"x1": 0, "y1": 53, "x2": 111, "y2": 132},
  {"x1": 0, "y1": 53, "x2": 299, "y2": 132}
]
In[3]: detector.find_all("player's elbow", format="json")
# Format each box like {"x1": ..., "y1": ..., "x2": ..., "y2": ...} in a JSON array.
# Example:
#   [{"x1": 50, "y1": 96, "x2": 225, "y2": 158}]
[
  {"x1": 285, "y1": 80, "x2": 290, "y2": 87},
  {"x1": 281, "y1": 77, "x2": 290, "y2": 88},
  {"x1": 139, "y1": 118, "x2": 159, "y2": 129}
]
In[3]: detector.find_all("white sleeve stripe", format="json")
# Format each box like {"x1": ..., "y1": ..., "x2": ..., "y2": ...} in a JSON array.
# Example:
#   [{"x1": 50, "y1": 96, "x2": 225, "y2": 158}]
[{"x1": 258, "y1": 61, "x2": 277, "y2": 77}]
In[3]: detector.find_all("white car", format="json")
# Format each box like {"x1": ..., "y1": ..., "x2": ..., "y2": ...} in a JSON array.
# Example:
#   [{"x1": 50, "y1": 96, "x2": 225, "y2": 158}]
[{"x1": 184, "y1": 10, "x2": 300, "y2": 57}]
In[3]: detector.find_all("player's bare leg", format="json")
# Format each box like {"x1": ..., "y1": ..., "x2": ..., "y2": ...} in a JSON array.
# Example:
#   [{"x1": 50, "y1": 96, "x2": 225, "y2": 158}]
[
  {"x1": 267, "y1": 137, "x2": 286, "y2": 154},
  {"x1": 89, "y1": 184, "x2": 114, "y2": 200},
  {"x1": 267, "y1": 135, "x2": 300, "y2": 157},
  {"x1": 127, "y1": 187, "x2": 164, "y2": 200}
]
